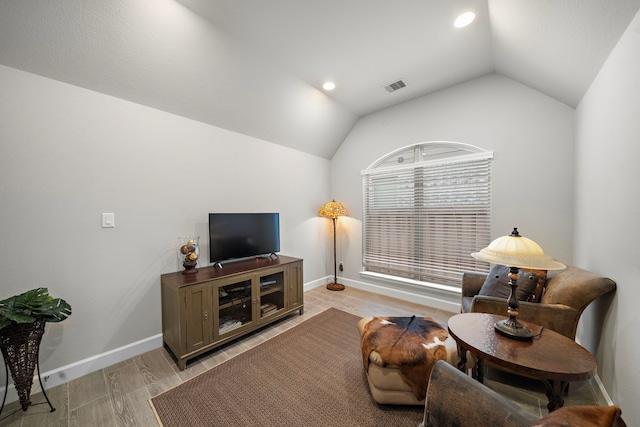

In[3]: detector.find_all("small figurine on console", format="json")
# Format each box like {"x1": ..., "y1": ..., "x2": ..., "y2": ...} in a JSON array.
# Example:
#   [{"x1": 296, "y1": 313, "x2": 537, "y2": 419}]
[{"x1": 178, "y1": 237, "x2": 200, "y2": 274}]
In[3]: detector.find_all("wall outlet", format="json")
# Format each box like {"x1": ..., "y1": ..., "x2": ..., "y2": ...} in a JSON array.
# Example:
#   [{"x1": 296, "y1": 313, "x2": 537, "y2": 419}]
[{"x1": 339, "y1": 262, "x2": 344, "y2": 272}]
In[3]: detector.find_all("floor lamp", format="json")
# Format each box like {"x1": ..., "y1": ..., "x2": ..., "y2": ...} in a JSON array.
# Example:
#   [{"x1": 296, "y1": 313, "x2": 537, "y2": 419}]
[
  {"x1": 318, "y1": 199, "x2": 348, "y2": 291},
  {"x1": 471, "y1": 228, "x2": 565, "y2": 340}
]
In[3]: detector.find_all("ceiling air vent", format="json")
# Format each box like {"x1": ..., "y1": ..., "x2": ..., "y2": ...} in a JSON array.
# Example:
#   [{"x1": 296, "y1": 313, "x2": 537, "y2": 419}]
[{"x1": 383, "y1": 79, "x2": 406, "y2": 93}]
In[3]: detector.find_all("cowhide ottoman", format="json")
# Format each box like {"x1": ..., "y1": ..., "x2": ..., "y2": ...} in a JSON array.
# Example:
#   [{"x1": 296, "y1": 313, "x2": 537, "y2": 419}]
[{"x1": 358, "y1": 316, "x2": 457, "y2": 405}]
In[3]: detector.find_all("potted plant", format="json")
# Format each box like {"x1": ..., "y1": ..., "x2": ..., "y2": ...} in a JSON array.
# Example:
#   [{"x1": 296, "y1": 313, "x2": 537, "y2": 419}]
[{"x1": 0, "y1": 288, "x2": 71, "y2": 413}]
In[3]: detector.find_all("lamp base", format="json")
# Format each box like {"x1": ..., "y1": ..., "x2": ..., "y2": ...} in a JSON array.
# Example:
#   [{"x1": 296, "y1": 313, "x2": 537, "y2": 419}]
[
  {"x1": 326, "y1": 282, "x2": 345, "y2": 291},
  {"x1": 494, "y1": 317, "x2": 534, "y2": 341}
]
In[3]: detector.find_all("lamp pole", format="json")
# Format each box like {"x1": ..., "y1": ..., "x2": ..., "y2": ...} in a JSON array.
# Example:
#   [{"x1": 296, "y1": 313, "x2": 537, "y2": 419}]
[
  {"x1": 332, "y1": 217, "x2": 338, "y2": 284},
  {"x1": 326, "y1": 216, "x2": 345, "y2": 290}
]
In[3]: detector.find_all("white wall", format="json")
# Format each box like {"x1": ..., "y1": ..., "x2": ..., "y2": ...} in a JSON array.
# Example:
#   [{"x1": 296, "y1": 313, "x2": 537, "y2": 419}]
[
  {"x1": 0, "y1": 0, "x2": 357, "y2": 159},
  {"x1": 0, "y1": 64, "x2": 331, "y2": 389},
  {"x1": 331, "y1": 74, "x2": 575, "y2": 304},
  {"x1": 575, "y1": 10, "x2": 640, "y2": 426}
]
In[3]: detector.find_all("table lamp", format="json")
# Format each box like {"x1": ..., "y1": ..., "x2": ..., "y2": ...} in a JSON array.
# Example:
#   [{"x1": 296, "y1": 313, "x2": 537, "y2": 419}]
[
  {"x1": 318, "y1": 199, "x2": 348, "y2": 291},
  {"x1": 471, "y1": 227, "x2": 565, "y2": 340}
]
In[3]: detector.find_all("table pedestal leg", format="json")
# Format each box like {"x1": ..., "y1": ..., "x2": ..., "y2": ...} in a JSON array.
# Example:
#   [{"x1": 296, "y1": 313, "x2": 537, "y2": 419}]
[
  {"x1": 541, "y1": 379, "x2": 569, "y2": 412},
  {"x1": 476, "y1": 358, "x2": 484, "y2": 383},
  {"x1": 456, "y1": 344, "x2": 467, "y2": 373}
]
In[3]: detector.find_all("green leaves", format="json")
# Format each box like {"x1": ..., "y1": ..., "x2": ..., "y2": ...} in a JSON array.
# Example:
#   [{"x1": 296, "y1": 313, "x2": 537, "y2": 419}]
[{"x1": 0, "y1": 288, "x2": 72, "y2": 330}]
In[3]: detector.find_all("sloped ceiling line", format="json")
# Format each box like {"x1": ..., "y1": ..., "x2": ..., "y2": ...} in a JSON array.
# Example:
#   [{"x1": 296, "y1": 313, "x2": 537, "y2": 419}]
[{"x1": 1, "y1": 0, "x2": 638, "y2": 159}]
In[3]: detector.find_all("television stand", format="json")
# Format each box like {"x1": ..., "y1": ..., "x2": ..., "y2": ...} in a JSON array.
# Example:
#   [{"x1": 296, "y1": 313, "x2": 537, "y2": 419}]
[{"x1": 161, "y1": 255, "x2": 303, "y2": 370}]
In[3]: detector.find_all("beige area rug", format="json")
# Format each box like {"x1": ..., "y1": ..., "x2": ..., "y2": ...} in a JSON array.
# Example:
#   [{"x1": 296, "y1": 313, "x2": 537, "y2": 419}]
[{"x1": 150, "y1": 307, "x2": 424, "y2": 426}]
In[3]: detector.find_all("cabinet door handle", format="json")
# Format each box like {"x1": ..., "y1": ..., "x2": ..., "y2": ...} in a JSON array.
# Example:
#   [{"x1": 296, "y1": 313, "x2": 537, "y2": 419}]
[{"x1": 204, "y1": 311, "x2": 208, "y2": 320}]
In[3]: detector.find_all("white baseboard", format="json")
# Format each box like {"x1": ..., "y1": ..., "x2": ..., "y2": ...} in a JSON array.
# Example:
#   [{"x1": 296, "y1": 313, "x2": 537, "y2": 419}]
[
  {"x1": 592, "y1": 374, "x2": 614, "y2": 406},
  {"x1": 1, "y1": 333, "x2": 163, "y2": 406},
  {"x1": 572, "y1": 343, "x2": 613, "y2": 407},
  {"x1": 341, "y1": 276, "x2": 461, "y2": 313},
  {"x1": 2, "y1": 279, "x2": 327, "y2": 407},
  {"x1": 310, "y1": 275, "x2": 459, "y2": 313},
  {"x1": 303, "y1": 277, "x2": 328, "y2": 291},
  {"x1": 2, "y1": 279, "x2": 613, "y2": 410}
]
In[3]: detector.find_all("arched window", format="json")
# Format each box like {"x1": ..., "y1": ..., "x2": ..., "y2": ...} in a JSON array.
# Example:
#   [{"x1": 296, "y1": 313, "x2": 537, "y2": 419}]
[{"x1": 361, "y1": 141, "x2": 493, "y2": 289}]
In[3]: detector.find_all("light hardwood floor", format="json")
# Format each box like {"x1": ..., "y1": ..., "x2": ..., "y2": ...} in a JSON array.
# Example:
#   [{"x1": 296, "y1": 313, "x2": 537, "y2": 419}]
[{"x1": 0, "y1": 286, "x2": 600, "y2": 426}]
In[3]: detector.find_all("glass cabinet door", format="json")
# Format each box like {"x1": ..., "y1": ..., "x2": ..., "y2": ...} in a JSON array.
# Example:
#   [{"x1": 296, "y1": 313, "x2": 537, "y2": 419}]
[
  {"x1": 258, "y1": 270, "x2": 286, "y2": 320},
  {"x1": 216, "y1": 278, "x2": 253, "y2": 337}
]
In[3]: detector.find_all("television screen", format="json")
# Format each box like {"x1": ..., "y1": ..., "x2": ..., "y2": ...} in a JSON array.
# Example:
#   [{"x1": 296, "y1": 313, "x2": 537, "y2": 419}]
[{"x1": 209, "y1": 213, "x2": 280, "y2": 264}]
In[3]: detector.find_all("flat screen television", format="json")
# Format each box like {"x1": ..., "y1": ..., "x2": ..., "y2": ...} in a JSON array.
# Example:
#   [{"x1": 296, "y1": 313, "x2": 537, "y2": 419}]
[{"x1": 209, "y1": 213, "x2": 280, "y2": 265}]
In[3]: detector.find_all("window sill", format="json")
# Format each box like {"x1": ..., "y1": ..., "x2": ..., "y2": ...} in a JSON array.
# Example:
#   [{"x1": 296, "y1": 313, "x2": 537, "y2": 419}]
[{"x1": 359, "y1": 270, "x2": 462, "y2": 295}]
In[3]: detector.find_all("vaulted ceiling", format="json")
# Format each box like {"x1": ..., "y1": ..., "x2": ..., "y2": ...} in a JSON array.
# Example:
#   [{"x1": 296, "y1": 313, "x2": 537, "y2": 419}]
[{"x1": 1, "y1": 0, "x2": 639, "y2": 159}]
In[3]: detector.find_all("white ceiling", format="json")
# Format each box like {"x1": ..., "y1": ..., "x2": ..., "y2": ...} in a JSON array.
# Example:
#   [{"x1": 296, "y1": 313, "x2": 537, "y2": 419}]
[
  {"x1": 178, "y1": 0, "x2": 639, "y2": 112},
  {"x1": 1, "y1": 0, "x2": 639, "y2": 158},
  {"x1": 176, "y1": 0, "x2": 495, "y2": 116}
]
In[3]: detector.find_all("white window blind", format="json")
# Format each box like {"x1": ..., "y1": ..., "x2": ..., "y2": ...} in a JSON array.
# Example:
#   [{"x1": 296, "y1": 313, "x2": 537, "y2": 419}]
[{"x1": 362, "y1": 142, "x2": 493, "y2": 288}]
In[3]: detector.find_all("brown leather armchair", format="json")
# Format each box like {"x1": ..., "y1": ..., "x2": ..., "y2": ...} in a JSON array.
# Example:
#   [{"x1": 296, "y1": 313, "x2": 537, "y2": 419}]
[
  {"x1": 461, "y1": 265, "x2": 616, "y2": 339},
  {"x1": 420, "y1": 360, "x2": 626, "y2": 427}
]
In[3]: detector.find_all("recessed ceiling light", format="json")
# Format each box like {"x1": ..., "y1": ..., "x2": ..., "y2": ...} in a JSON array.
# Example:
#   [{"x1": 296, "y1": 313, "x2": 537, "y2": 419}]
[
  {"x1": 454, "y1": 11, "x2": 475, "y2": 28},
  {"x1": 322, "y1": 82, "x2": 336, "y2": 91}
]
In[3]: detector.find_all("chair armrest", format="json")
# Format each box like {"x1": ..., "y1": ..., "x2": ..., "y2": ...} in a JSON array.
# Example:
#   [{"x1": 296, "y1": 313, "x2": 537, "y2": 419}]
[
  {"x1": 470, "y1": 297, "x2": 580, "y2": 339},
  {"x1": 543, "y1": 266, "x2": 616, "y2": 313},
  {"x1": 421, "y1": 360, "x2": 537, "y2": 427},
  {"x1": 469, "y1": 295, "x2": 509, "y2": 316},
  {"x1": 517, "y1": 302, "x2": 580, "y2": 339},
  {"x1": 461, "y1": 272, "x2": 487, "y2": 297}
]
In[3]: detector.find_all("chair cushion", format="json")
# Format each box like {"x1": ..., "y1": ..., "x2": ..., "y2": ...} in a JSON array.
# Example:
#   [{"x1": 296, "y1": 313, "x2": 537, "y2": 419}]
[{"x1": 478, "y1": 264, "x2": 541, "y2": 302}]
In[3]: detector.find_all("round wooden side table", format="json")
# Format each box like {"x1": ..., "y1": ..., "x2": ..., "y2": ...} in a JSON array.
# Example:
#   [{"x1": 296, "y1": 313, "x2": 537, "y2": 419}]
[{"x1": 447, "y1": 313, "x2": 596, "y2": 412}]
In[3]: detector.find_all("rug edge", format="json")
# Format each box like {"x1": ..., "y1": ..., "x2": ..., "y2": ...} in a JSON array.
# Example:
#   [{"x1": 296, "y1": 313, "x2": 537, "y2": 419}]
[
  {"x1": 148, "y1": 306, "x2": 361, "y2": 405},
  {"x1": 148, "y1": 399, "x2": 164, "y2": 427}
]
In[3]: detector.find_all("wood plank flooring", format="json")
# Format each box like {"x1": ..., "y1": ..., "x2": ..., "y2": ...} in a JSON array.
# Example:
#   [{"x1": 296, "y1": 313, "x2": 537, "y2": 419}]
[{"x1": 0, "y1": 286, "x2": 600, "y2": 426}]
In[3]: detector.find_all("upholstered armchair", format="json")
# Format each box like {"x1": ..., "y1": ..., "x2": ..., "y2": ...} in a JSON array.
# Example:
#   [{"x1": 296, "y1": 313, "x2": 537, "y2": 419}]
[
  {"x1": 461, "y1": 265, "x2": 616, "y2": 340},
  {"x1": 420, "y1": 360, "x2": 626, "y2": 427}
]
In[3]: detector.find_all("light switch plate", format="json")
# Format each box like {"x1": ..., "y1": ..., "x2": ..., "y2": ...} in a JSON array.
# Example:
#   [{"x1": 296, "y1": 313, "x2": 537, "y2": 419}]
[{"x1": 102, "y1": 213, "x2": 115, "y2": 228}]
